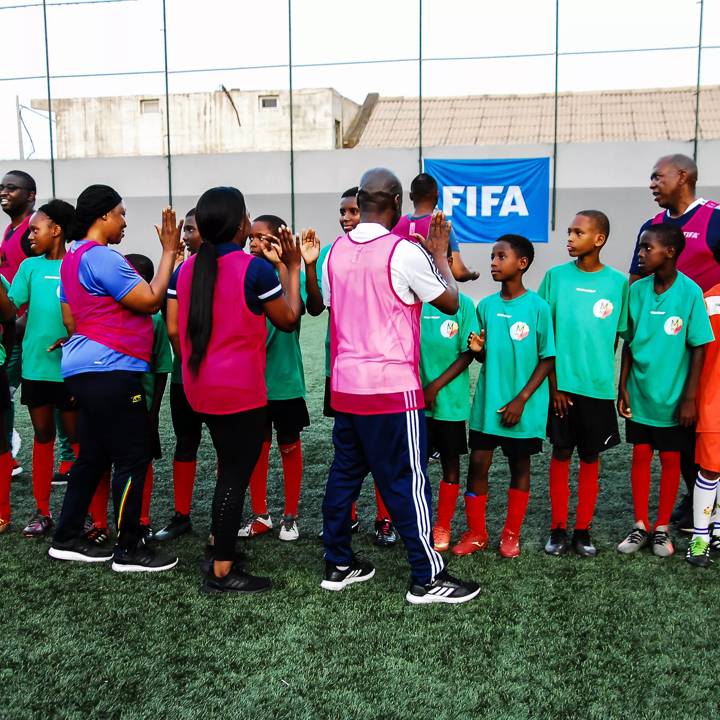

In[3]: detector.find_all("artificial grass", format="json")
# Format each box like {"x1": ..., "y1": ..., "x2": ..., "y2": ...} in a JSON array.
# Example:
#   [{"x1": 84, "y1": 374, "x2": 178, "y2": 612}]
[{"x1": 0, "y1": 312, "x2": 715, "y2": 720}]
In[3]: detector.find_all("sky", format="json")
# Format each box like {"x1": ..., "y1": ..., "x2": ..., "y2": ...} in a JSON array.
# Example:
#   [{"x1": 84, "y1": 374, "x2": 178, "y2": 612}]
[{"x1": 0, "y1": 0, "x2": 719, "y2": 159}]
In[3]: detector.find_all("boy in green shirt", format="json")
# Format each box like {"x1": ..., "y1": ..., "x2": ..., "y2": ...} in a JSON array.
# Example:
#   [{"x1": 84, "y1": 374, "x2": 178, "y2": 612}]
[
  {"x1": 419, "y1": 248, "x2": 478, "y2": 552},
  {"x1": 617, "y1": 223, "x2": 713, "y2": 557},
  {"x1": 539, "y1": 210, "x2": 629, "y2": 558},
  {"x1": 454, "y1": 234, "x2": 555, "y2": 559}
]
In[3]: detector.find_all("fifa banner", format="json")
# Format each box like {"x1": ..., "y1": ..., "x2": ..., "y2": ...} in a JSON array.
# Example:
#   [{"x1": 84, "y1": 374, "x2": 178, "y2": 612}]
[{"x1": 423, "y1": 157, "x2": 550, "y2": 244}]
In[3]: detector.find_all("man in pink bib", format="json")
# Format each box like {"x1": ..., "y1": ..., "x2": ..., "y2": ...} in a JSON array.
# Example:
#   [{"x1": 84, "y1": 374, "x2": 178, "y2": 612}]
[
  {"x1": 0, "y1": 170, "x2": 35, "y2": 284},
  {"x1": 629, "y1": 154, "x2": 720, "y2": 531},
  {"x1": 320, "y1": 167, "x2": 480, "y2": 604}
]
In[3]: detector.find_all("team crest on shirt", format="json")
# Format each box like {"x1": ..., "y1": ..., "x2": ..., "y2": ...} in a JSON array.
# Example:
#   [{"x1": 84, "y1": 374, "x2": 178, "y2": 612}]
[
  {"x1": 440, "y1": 320, "x2": 459, "y2": 339},
  {"x1": 593, "y1": 299, "x2": 614, "y2": 319},
  {"x1": 509, "y1": 321, "x2": 530, "y2": 341},
  {"x1": 664, "y1": 316, "x2": 683, "y2": 336}
]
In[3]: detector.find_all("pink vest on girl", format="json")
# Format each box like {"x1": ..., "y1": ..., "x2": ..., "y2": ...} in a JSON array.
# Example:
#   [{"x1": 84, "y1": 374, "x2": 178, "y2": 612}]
[
  {"x1": 177, "y1": 250, "x2": 267, "y2": 415},
  {"x1": 652, "y1": 200, "x2": 720, "y2": 292},
  {"x1": 327, "y1": 231, "x2": 423, "y2": 415},
  {"x1": 60, "y1": 241, "x2": 153, "y2": 362},
  {"x1": 0, "y1": 215, "x2": 31, "y2": 283}
]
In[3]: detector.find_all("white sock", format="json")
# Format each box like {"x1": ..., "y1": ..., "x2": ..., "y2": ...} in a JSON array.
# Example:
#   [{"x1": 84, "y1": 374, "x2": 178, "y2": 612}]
[
  {"x1": 692, "y1": 472, "x2": 719, "y2": 541},
  {"x1": 711, "y1": 492, "x2": 720, "y2": 537}
]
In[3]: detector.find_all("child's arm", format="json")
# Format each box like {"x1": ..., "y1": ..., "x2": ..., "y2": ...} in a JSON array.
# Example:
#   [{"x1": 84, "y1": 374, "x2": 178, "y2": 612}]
[
  {"x1": 424, "y1": 350, "x2": 474, "y2": 409},
  {"x1": 498, "y1": 357, "x2": 554, "y2": 427},
  {"x1": 300, "y1": 230, "x2": 324, "y2": 317},
  {"x1": 677, "y1": 345, "x2": 707, "y2": 427},
  {"x1": 467, "y1": 330, "x2": 486, "y2": 362},
  {"x1": 549, "y1": 368, "x2": 573, "y2": 418},
  {"x1": 0, "y1": 281, "x2": 18, "y2": 322},
  {"x1": 617, "y1": 341, "x2": 632, "y2": 419},
  {"x1": 166, "y1": 298, "x2": 180, "y2": 358}
]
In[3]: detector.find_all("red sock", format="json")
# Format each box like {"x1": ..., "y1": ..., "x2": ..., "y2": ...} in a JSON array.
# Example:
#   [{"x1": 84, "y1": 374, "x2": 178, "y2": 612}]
[
  {"x1": 464, "y1": 493, "x2": 488, "y2": 536},
  {"x1": 0, "y1": 451, "x2": 12, "y2": 519},
  {"x1": 351, "y1": 501, "x2": 358, "y2": 522},
  {"x1": 89, "y1": 471, "x2": 111, "y2": 528},
  {"x1": 280, "y1": 440, "x2": 303, "y2": 517},
  {"x1": 374, "y1": 482, "x2": 391, "y2": 521},
  {"x1": 58, "y1": 443, "x2": 80, "y2": 475},
  {"x1": 436, "y1": 481, "x2": 460, "y2": 529},
  {"x1": 549, "y1": 457, "x2": 570, "y2": 529},
  {"x1": 140, "y1": 464, "x2": 154, "y2": 526},
  {"x1": 172, "y1": 460, "x2": 197, "y2": 516},
  {"x1": 575, "y1": 459, "x2": 600, "y2": 530},
  {"x1": 248, "y1": 440, "x2": 271, "y2": 515},
  {"x1": 504, "y1": 488, "x2": 530, "y2": 536},
  {"x1": 656, "y1": 450, "x2": 681, "y2": 529},
  {"x1": 32, "y1": 439, "x2": 55, "y2": 516},
  {"x1": 631, "y1": 444, "x2": 653, "y2": 529}
]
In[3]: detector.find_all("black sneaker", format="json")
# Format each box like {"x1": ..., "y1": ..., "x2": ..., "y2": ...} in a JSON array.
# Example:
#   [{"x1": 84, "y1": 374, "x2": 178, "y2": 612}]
[
  {"x1": 406, "y1": 569, "x2": 481, "y2": 605},
  {"x1": 202, "y1": 567, "x2": 272, "y2": 594},
  {"x1": 321, "y1": 557, "x2": 375, "y2": 591},
  {"x1": 571, "y1": 528, "x2": 597, "y2": 558},
  {"x1": 544, "y1": 527, "x2": 569, "y2": 556},
  {"x1": 48, "y1": 536, "x2": 113, "y2": 563},
  {"x1": 199, "y1": 544, "x2": 246, "y2": 576},
  {"x1": 671, "y1": 494, "x2": 694, "y2": 534},
  {"x1": 710, "y1": 535, "x2": 720, "y2": 554},
  {"x1": 51, "y1": 472, "x2": 69, "y2": 487},
  {"x1": 152, "y1": 512, "x2": 192, "y2": 542},
  {"x1": 373, "y1": 518, "x2": 398, "y2": 548},
  {"x1": 111, "y1": 540, "x2": 178, "y2": 573}
]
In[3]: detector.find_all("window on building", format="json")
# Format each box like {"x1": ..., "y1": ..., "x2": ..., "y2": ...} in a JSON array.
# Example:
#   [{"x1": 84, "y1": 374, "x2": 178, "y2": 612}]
[
  {"x1": 140, "y1": 98, "x2": 160, "y2": 114},
  {"x1": 260, "y1": 95, "x2": 278, "y2": 109},
  {"x1": 335, "y1": 119, "x2": 342, "y2": 148}
]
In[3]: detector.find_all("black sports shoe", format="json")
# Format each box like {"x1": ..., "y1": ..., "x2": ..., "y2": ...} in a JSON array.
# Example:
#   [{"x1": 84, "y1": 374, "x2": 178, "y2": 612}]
[
  {"x1": 671, "y1": 494, "x2": 693, "y2": 533},
  {"x1": 48, "y1": 536, "x2": 113, "y2": 563},
  {"x1": 202, "y1": 567, "x2": 272, "y2": 594},
  {"x1": 111, "y1": 540, "x2": 178, "y2": 573},
  {"x1": 544, "y1": 527, "x2": 569, "y2": 556},
  {"x1": 199, "y1": 544, "x2": 246, "y2": 576},
  {"x1": 152, "y1": 512, "x2": 192, "y2": 542},
  {"x1": 572, "y1": 529, "x2": 597, "y2": 558},
  {"x1": 321, "y1": 557, "x2": 375, "y2": 591},
  {"x1": 373, "y1": 518, "x2": 398, "y2": 548},
  {"x1": 51, "y1": 472, "x2": 69, "y2": 486},
  {"x1": 406, "y1": 569, "x2": 481, "y2": 605}
]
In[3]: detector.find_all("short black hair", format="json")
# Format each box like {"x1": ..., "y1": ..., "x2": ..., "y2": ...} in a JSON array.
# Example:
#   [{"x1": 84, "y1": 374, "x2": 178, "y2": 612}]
[
  {"x1": 4, "y1": 170, "x2": 36, "y2": 193},
  {"x1": 253, "y1": 214, "x2": 286, "y2": 237},
  {"x1": 643, "y1": 223, "x2": 686, "y2": 258},
  {"x1": 577, "y1": 209, "x2": 610, "y2": 239},
  {"x1": 497, "y1": 233, "x2": 535, "y2": 270},
  {"x1": 410, "y1": 173, "x2": 438, "y2": 201},
  {"x1": 185, "y1": 207, "x2": 196, "y2": 218},
  {"x1": 37, "y1": 199, "x2": 75, "y2": 239},
  {"x1": 125, "y1": 253, "x2": 154, "y2": 284},
  {"x1": 341, "y1": 187, "x2": 358, "y2": 199}
]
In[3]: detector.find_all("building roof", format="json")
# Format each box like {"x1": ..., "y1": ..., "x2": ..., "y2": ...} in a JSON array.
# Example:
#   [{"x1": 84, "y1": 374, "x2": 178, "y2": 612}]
[{"x1": 355, "y1": 86, "x2": 720, "y2": 147}]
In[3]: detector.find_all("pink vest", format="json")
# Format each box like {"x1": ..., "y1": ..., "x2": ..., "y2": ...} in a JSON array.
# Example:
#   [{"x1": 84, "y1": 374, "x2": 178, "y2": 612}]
[
  {"x1": 177, "y1": 250, "x2": 267, "y2": 415},
  {"x1": 328, "y1": 231, "x2": 423, "y2": 415},
  {"x1": 393, "y1": 214, "x2": 431, "y2": 242},
  {"x1": 652, "y1": 200, "x2": 720, "y2": 292},
  {"x1": 0, "y1": 215, "x2": 31, "y2": 283},
  {"x1": 60, "y1": 241, "x2": 153, "y2": 362}
]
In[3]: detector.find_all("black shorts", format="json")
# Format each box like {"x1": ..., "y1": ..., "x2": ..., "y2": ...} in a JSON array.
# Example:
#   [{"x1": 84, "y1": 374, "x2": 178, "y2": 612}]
[
  {"x1": 469, "y1": 430, "x2": 543, "y2": 460},
  {"x1": 427, "y1": 417, "x2": 468, "y2": 458},
  {"x1": 20, "y1": 378, "x2": 76, "y2": 411},
  {"x1": 547, "y1": 393, "x2": 620, "y2": 457},
  {"x1": 323, "y1": 376, "x2": 335, "y2": 418},
  {"x1": 625, "y1": 419, "x2": 693, "y2": 453},
  {"x1": 267, "y1": 397, "x2": 310, "y2": 438},
  {"x1": 0, "y1": 369, "x2": 10, "y2": 412}
]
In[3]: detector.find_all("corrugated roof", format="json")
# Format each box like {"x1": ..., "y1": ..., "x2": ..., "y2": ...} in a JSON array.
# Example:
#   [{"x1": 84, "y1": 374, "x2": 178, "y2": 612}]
[{"x1": 356, "y1": 86, "x2": 720, "y2": 147}]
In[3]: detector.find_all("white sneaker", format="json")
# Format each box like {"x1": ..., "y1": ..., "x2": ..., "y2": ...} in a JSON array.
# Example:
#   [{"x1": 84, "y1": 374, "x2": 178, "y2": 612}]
[
  {"x1": 11, "y1": 428, "x2": 21, "y2": 458},
  {"x1": 237, "y1": 513, "x2": 273, "y2": 538},
  {"x1": 617, "y1": 524, "x2": 649, "y2": 554},
  {"x1": 652, "y1": 528, "x2": 674, "y2": 557},
  {"x1": 279, "y1": 516, "x2": 299, "y2": 541}
]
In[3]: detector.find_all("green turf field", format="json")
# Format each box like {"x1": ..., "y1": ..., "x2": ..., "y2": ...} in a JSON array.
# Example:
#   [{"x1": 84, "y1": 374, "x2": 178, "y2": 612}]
[{"x1": 0, "y1": 312, "x2": 714, "y2": 720}]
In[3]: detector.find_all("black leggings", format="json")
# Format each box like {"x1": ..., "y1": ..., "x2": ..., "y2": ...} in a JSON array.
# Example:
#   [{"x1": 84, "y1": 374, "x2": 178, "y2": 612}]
[
  {"x1": 54, "y1": 371, "x2": 151, "y2": 551},
  {"x1": 203, "y1": 406, "x2": 266, "y2": 561},
  {"x1": 170, "y1": 383, "x2": 202, "y2": 462}
]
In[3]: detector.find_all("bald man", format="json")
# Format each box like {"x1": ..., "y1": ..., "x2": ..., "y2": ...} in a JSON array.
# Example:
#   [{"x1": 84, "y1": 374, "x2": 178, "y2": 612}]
[
  {"x1": 320, "y1": 168, "x2": 480, "y2": 604},
  {"x1": 629, "y1": 154, "x2": 720, "y2": 531}
]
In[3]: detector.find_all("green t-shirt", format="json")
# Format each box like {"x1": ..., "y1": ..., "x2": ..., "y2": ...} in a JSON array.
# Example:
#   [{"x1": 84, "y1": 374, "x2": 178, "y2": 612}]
[
  {"x1": 469, "y1": 290, "x2": 555, "y2": 439},
  {"x1": 9, "y1": 256, "x2": 65, "y2": 382},
  {"x1": 622, "y1": 272, "x2": 713, "y2": 427},
  {"x1": 142, "y1": 312, "x2": 174, "y2": 410},
  {"x1": 419, "y1": 293, "x2": 478, "y2": 422},
  {"x1": 538, "y1": 261, "x2": 629, "y2": 400},
  {"x1": 171, "y1": 352, "x2": 182, "y2": 385},
  {"x1": 265, "y1": 271, "x2": 307, "y2": 401},
  {"x1": 317, "y1": 243, "x2": 332, "y2": 377}
]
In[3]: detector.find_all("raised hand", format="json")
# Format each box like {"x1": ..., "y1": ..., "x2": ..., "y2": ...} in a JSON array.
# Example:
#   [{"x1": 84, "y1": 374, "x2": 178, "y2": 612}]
[
  {"x1": 260, "y1": 234, "x2": 282, "y2": 266},
  {"x1": 467, "y1": 329, "x2": 486, "y2": 354},
  {"x1": 417, "y1": 211, "x2": 451, "y2": 259},
  {"x1": 155, "y1": 207, "x2": 183, "y2": 255},
  {"x1": 278, "y1": 225, "x2": 301, "y2": 269},
  {"x1": 299, "y1": 228, "x2": 321, "y2": 266}
]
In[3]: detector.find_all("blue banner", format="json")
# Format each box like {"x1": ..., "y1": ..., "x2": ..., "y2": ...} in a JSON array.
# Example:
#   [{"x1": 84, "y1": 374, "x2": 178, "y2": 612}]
[{"x1": 423, "y1": 157, "x2": 550, "y2": 243}]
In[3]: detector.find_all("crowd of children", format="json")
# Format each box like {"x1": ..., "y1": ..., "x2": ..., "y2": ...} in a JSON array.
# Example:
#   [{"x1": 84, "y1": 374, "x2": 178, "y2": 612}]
[{"x1": 0, "y1": 160, "x2": 718, "y2": 603}]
